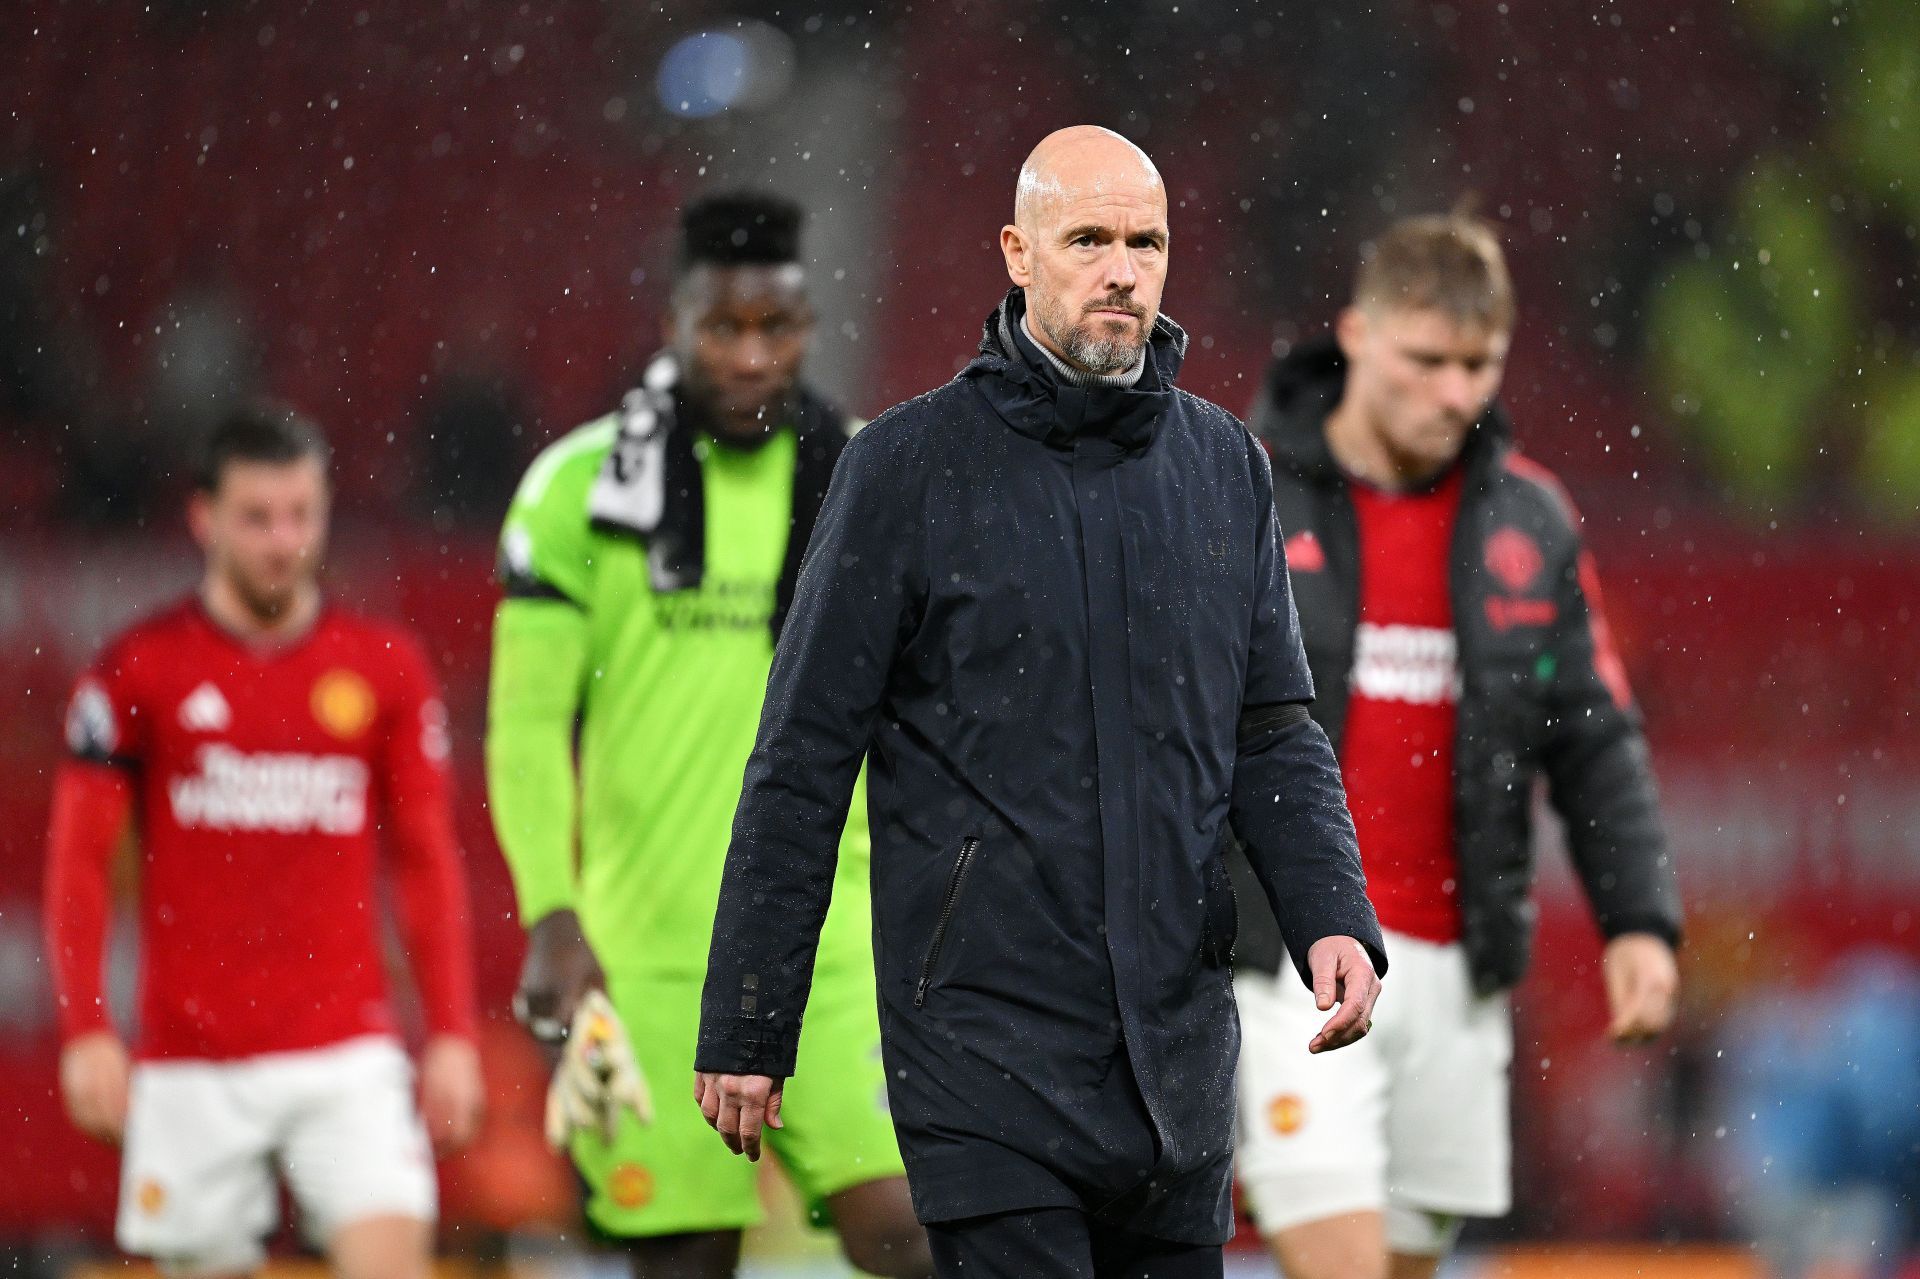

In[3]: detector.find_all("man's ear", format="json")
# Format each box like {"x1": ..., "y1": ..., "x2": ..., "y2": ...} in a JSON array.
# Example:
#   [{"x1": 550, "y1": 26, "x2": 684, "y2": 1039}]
[
  {"x1": 1000, "y1": 224, "x2": 1033, "y2": 288},
  {"x1": 1333, "y1": 306, "x2": 1369, "y2": 363},
  {"x1": 660, "y1": 301, "x2": 683, "y2": 354},
  {"x1": 187, "y1": 491, "x2": 213, "y2": 550},
  {"x1": 663, "y1": 269, "x2": 702, "y2": 355}
]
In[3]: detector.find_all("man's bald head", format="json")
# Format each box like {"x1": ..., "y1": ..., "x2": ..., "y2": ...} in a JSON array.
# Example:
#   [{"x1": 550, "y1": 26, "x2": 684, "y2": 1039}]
[
  {"x1": 1001, "y1": 126, "x2": 1171, "y2": 376},
  {"x1": 1014, "y1": 126, "x2": 1165, "y2": 232}
]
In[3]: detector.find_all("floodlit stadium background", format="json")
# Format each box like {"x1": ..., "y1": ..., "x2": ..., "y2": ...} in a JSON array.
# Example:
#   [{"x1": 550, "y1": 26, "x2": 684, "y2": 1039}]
[{"x1": 3, "y1": 2, "x2": 1916, "y2": 1274}]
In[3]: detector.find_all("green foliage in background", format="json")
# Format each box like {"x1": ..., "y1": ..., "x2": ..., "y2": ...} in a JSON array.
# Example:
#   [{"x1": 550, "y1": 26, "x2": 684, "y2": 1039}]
[
  {"x1": 1645, "y1": 0, "x2": 1920, "y2": 522},
  {"x1": 1858, "y1": 367, "x2": 1920, "y2": 519}
]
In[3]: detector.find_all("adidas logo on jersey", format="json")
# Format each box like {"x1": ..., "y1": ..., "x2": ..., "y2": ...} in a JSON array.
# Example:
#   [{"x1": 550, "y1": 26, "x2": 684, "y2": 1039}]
[
  {"x1": 178, "y1": 682, "x2": 232, "y2": 733},
  {"x1": 168, "y1": 744, "x2": 369, "y2": 835},
  {"x1": 1351, "y1": 622, "x2": 1460, "y2": 706}
]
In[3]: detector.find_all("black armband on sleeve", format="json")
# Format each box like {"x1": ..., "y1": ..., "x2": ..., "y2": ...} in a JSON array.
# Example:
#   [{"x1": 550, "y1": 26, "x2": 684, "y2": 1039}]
[
  {"x1": 499, "y1": 563, "x2": 582, "y2": 606},
  {"x1": 69, "y1": 747, "x2": 140, "y2": 771},
  {"x1": 1238, "y1": 701, "x2": 1310, "y2": 748}
]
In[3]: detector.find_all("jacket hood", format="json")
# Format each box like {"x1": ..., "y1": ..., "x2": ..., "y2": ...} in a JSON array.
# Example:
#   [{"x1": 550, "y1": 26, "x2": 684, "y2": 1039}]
[
  {"x1": 1249, "y1": 333, "x2": 1513, "y2": 485},
  {"x1": 961, "y1": 288, "x2": 1188, "y2": 450}
]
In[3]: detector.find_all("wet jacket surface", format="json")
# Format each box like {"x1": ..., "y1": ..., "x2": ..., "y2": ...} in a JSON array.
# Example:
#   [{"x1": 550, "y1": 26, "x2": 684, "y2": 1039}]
[
  {"x1": 1233, "y1": 337, "x2": 1682, "y2": 994},
  {"x1": 696, "y1": 293, "x2": 1384, "y2": 1241}
]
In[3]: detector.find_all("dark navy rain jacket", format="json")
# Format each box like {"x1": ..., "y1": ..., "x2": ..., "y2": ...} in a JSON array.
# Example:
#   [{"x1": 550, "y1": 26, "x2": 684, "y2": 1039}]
[{"x1": 697, "y1": 291, "x2": 1386, "y2": 1243}]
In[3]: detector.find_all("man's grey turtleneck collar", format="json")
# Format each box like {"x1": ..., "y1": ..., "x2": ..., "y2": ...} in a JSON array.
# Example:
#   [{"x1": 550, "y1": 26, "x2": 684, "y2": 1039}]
[{"x1": 1022, "y1": 311, "x2": 1147, "y2": 389}]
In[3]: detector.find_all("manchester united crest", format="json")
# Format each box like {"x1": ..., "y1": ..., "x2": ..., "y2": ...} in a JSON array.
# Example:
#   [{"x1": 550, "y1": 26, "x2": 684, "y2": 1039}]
[
  {"x1": 1484, "y1": 527, "x2": 1544, "y2": 594},
  {"x1": 311, "y1": 669, "x2": 378, "y2": 740},
  {"x1": 608, "y1": 1162, "x2": 655, "y2": 1209},
  {"x1": 136, "y1": 1177, "x2": 167, "y2": 1216}
]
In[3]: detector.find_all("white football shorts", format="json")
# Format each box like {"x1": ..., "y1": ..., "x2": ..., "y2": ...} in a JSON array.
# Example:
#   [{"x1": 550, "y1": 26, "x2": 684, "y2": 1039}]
[
  {"x1": 116, "y1": 1035, "x2": 436, "y2": 1275},
  {"x1": 1234, "y1": 930, "x2": 1512, "y2": 1250}
]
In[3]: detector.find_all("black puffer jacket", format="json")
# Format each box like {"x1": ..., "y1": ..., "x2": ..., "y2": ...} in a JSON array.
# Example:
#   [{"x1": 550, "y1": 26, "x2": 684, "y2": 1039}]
[
  {"x1": 1231, "y1": 338, "x2": 1681, "y2": 994},
  {"x1": 698, "y1": 294, "x2": 1383, "y2": 1243}
]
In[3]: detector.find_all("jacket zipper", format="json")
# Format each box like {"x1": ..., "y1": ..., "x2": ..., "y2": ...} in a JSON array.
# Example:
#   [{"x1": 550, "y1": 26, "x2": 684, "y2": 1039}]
[{"x1": 914, "y1": 837, "x2": 980, "y2": 1008}]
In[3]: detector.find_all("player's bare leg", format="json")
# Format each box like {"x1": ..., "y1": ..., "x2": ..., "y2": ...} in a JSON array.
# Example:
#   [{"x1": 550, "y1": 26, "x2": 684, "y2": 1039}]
[
  {"x1": 1386, "y1": 1205, "x2": 1461, "y2": 1278},
  {"x1": 825, "y1": 1176, "x2": 934, "y2": 1278},
  {"x1": 328, "y1": 1215, "x2": 431, "y2": 1279},
  {"x1": 1268, "y1": 1211, "x2": 1387, "y2": 1279},
  {"x1": 624, "y1": 1229, "x2": 741, "y2": 1279}
]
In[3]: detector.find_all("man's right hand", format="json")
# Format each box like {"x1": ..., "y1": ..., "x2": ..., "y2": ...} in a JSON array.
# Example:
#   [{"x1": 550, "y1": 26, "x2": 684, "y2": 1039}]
[
  {"x1": 513, "y1": 908, "x2": 606, "y2": 1044},
  {"x1": 59, "y1": 1030, "x2": 130, "y2": 1144}
]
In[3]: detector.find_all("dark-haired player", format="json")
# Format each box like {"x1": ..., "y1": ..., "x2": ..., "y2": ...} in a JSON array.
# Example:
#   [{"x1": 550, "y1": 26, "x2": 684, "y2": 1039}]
[
  {"x1": 1230, "y1": 213, "x2": 1683, "y2": 1277},
  {"x1": 45, "y1": 408, "x2": 482, "y2": 1279},
  {"x1": 487, "y1": 194, "x2": 929, "y2": 1278}
]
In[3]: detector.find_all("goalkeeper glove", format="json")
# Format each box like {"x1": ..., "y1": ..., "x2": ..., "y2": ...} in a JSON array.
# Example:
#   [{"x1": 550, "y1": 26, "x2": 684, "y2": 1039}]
[{"x1": 544, "y1": 989, "x2": 654, "y2": 1149}]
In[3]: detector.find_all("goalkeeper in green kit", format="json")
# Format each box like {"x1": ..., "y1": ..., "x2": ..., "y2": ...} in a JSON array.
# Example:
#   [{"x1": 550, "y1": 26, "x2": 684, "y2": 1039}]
[{"x1": 486, "y1": 194, "x2": 931, "y2": 1279}]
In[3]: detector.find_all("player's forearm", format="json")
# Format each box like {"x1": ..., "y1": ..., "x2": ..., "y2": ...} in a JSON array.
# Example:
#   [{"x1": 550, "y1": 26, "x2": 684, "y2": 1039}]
[
  {"x1": 1549, "y1": 729, "x2": 1682, "y2": 947},
  {"x1": 488, "y1": 729, "x2": 579, "y2": 924},
  {"x1": 1543, "y1": 566, "x2": 1683, "y2": 948},
  {"x1": 1230, "y1": 707, "x2": 1387, "y2": 987},
  {"x1": 44, "y1": 765, "x2": 132, "y2": 1041},
  {"x1": 486, "y1": 598, "x2": 589, "y2": 924},
  {"x1": 391, "y1": 802, "x2": 480, "y2": 1040}
]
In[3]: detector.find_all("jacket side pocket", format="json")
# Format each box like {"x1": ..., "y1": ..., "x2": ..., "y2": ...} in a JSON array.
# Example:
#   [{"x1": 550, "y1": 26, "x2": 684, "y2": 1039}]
[
  {"x1": 914, "y1": 836, "x2": 981, "y2": 1008},
  {"x1": 1199, "y1": 850, "x2": 1239, "y2": 968}
]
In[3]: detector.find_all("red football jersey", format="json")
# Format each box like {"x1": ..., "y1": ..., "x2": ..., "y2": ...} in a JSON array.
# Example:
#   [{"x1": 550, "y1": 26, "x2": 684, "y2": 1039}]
[
  {"x1": 1340, "y1": 467, "x2": 1465, "y2": 944},
  {"x1": 51, "y1": 598, "x2": 475, "y2": 1060}
]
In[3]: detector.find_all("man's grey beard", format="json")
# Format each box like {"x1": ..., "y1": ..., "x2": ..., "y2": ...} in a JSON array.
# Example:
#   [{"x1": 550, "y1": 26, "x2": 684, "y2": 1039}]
[{"x1": 1036, "y1": 298, "x2": 1148, "y2": 375}]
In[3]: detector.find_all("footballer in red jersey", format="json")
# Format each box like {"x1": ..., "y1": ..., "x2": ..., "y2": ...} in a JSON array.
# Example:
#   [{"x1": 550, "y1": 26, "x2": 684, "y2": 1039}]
[
  {"x1": 44, "y1": 407, "x2": 482, "y2": 1279},
  {"x1": 1233, "y1": 214, "x2": 1682, "y2": 1279}
]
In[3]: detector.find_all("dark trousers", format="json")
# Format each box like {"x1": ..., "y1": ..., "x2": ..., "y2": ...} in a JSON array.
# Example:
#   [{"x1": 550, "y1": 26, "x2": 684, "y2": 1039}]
[{"x1": 926, "y1": 1208, "x2": 1224, "y2": 1279}]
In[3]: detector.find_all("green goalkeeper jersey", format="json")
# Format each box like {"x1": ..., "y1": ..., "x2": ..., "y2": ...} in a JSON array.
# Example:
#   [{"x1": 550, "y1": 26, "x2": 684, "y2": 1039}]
[{"x1": 486, "y1": 413, "x2": 872, "y2": 981}]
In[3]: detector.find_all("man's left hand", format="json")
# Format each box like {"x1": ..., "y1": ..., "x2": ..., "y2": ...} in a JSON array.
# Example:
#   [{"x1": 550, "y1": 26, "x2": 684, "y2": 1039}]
[
  {"x1": 1603, "y1": 932, "x2": 1679, "y2": 1044},
  {"x1": 420, "y1": 1034, "x2": 484, "y2": 1153},
  {"x1": 1305, "y1": 935, "x2": 1381, "y2": 1054}
]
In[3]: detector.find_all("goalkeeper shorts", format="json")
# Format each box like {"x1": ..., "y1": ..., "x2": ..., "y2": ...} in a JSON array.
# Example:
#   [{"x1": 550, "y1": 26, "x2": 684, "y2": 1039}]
[{"x1": 572, "y1": 965, "x2": 906, "y2": 1238}]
